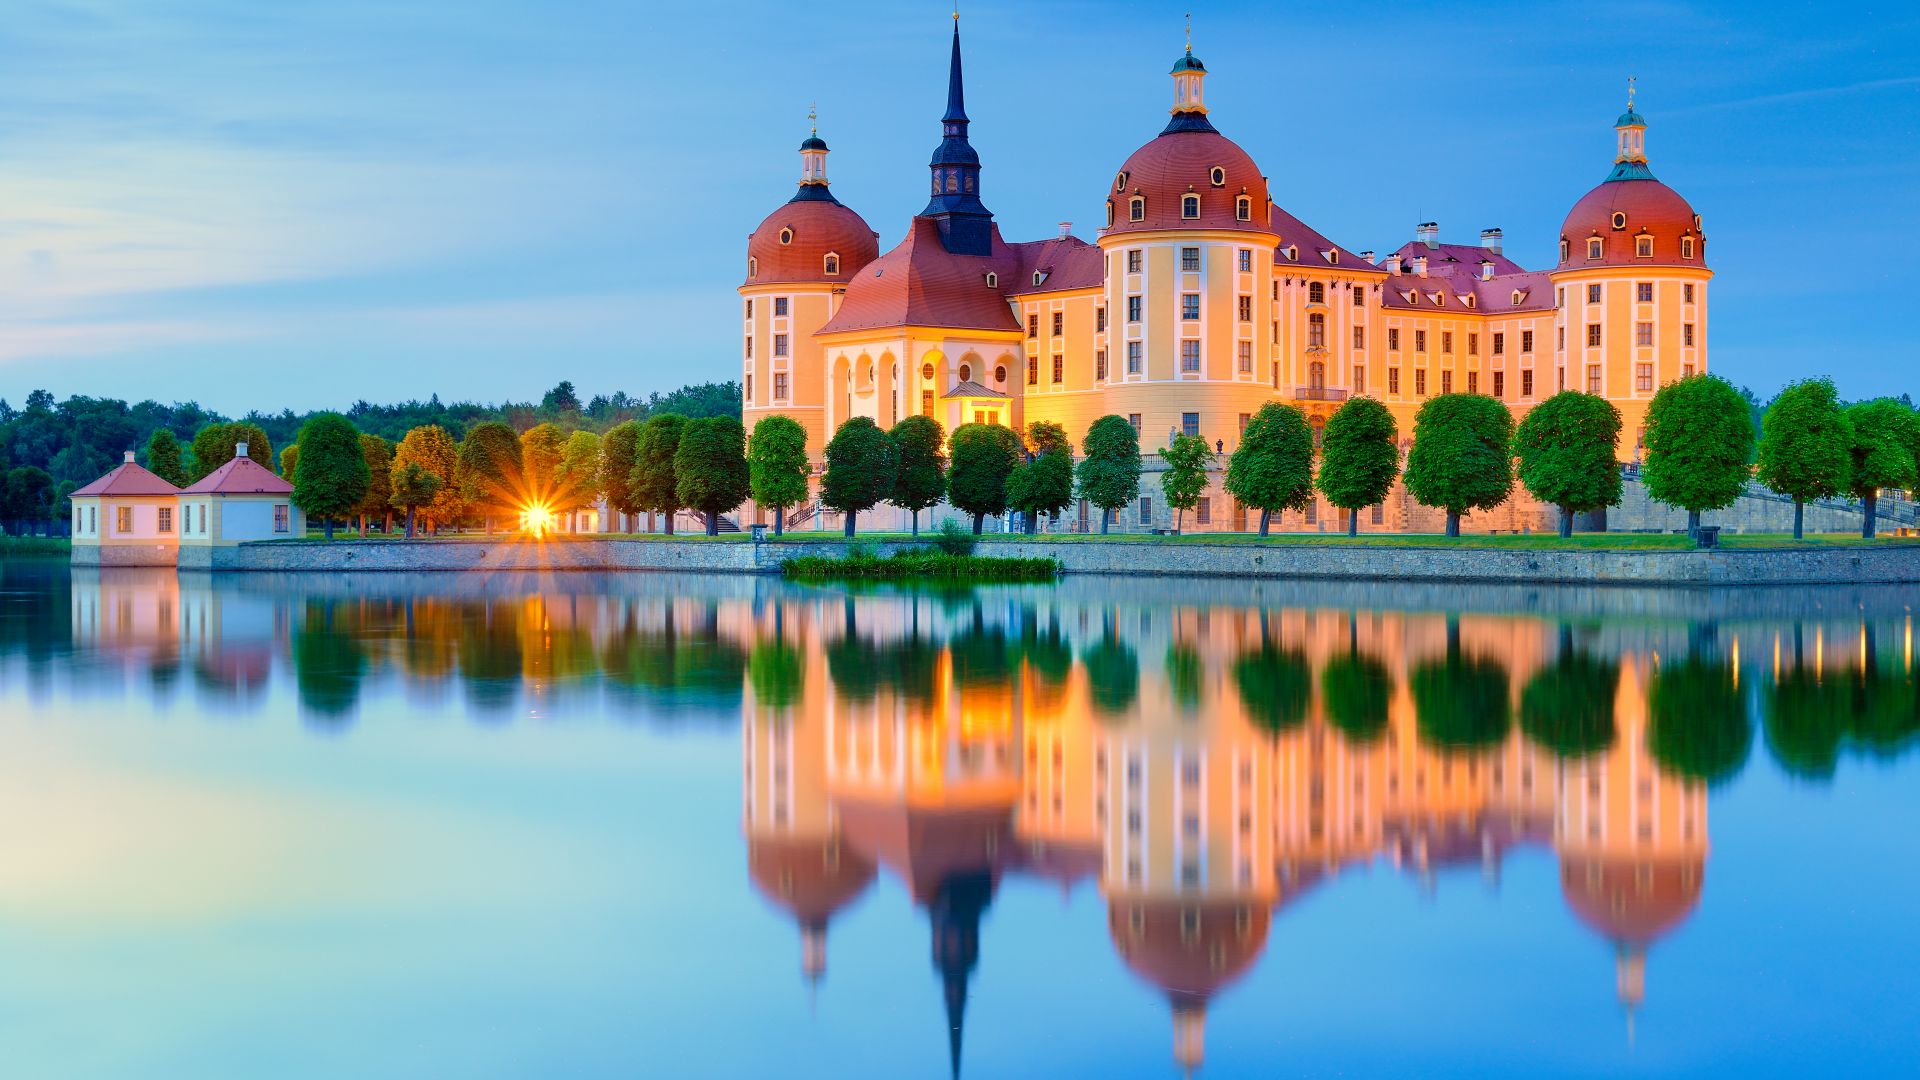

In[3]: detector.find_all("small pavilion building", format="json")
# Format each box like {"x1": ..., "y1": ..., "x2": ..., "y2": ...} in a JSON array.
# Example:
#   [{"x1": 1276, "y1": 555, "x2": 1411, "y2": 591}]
[
  {"x1": 177, "y1": 443, "x2": 303, "y2": 569},
  {"x1": 69, "y1": 451, "x2": 184, "y2": 566}
]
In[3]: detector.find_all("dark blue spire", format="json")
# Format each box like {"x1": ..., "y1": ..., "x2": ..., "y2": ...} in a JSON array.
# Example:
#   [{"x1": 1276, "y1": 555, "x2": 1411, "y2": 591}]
[{"x1": 923, "y1": 18, "x2": 993, "y2": 255}]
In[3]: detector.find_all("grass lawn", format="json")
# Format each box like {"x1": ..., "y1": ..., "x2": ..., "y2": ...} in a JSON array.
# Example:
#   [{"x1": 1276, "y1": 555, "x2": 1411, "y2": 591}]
[{"x1": 0, "y1": 536, "x2": 70, "y2": 556}]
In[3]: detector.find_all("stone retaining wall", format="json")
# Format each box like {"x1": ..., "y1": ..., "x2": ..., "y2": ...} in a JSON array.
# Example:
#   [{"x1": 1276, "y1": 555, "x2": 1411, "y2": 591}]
[{"x1": 208, "y1": 536, "x2": 1920, "y2": 585}]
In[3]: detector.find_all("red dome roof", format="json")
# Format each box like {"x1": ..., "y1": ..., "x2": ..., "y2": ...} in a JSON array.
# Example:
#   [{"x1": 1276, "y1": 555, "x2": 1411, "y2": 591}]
[
  {"x1": 747, "y1": 836, "x2": 877, "y2": 925},
  {"x1": 1103, "y1": 126, "x2": 1273, "y2": 238},
  {"x1": 1561, "y1": 855, "x2": 1704, "y2": 945},
  {"x1": 745, "y1": 193, "x2": 879, "y2": 287},
  {"x1": 1108, "y1": 898, "x2": 1272, "y2": 1001},
  {"x1": 1558, "y1": 178, "x2": 1705, "y2": 270}
]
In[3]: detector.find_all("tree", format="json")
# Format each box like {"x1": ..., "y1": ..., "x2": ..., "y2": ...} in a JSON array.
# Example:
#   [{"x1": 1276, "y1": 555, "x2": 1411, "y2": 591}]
[
  {"x1": 1641, "y1": 373, "x2": 1756, "y2": 533},
  {"x1": 456, "y1": 420, "x2": 524, "y2": 531},
  {"x1": 189, "y1": 421, "x2": 273, "y2": 481},
  {"x1": 630, "y1": 413, "x2": 687, "y2": 534},
  {"x1": 1077, "y1": 415, "x2": 1141, "y2": 534},
  {"x1": 749, "y1": 415, "x2": 810, "y2": 536},
  {"x1": 354, "y1": 434, "x2": 394, "y2": 534},
  {"x1": 389, "y1": 461, "x2": 442, "y2": 538},
  {"x1": 1007, "y1": 422, "x2": 1073, "y2": 534},
  {"x1": 556, "y1": 430, "x2": 603, "y2": 525},
  {"x1": 291, "y1": 412, "x2": 371, "y2": 542},
  {"x1": 1233, "y1": 643, "x2": 1312, "y2": 733},
  {"x1": 1322, "y1": 651, "x2": 1391, "y2": 743},
  {"x1": 1514, "y1": 391, "x2": 1623, "y2": 538},
  {"x1": 144, "y1": 429, "x2": 189, "y2": 488},
  {"x1": 946, "y1": 423, "x2": 1021, "y2": 535},
  {"x1": 1225, "y1": 402, "x2": 1314, "y2": 535},
  {"x1": 392, "y1": 425, "x2": 461, "y2": 534},
  {"x1": 1647, "y1": 654, "x2": 1751, "y2": 785},
  {"x1": 1756, "y1": 378, "x2": 1851, "y2": 540},
  {"x1": 1844, "y1": 398, "x2": 1918, "y2": 539},
  {"x1": 1518, "y1": 643, "x2": 1619, "y2": 757},
  {"x1": 675, "y1": 416, "x2": 751, "y2": 535},
  {"x1": 600, "y1": 419, "x2": 644, "y2": 532},
  {"x1": 887, "y1": 415, "x2": 945, "y2": 537},
  {"x1": 1404, "y1": 393, "x2": 1514, "y2": 537},
  {"x1": 519, "y1": 423, "x2": 568, "y2": 505},
  {"x1": 541, "y1": 380, "x2": 582, "y2": 414},
  {"x1": 821, "y1": 417, "x2": 897, "y2": 537},
  {"x1": 279, "y1": 444, "x2": 299, "y2": 483},
  {"x1": 3, "y1": 467, "x2": 54, "y2": 533},
  {"x1": 1317, "y1": 397, "x2": 1399, "y2": 536},
  {"x1": 1157, "y1": 434, "x2": 1213, "y2": 533}
]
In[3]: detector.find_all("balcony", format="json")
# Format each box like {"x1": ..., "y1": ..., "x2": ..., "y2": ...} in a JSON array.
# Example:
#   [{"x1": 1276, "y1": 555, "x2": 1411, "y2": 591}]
[{"x1": 1293, "y1": 386, "x2": 1348, "y2": 402}]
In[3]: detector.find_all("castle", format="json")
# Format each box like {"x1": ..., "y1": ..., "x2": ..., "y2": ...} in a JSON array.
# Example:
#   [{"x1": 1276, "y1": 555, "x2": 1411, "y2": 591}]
[{"x1": 739, "y1": 19, "x2": 1710, "y2": 533}]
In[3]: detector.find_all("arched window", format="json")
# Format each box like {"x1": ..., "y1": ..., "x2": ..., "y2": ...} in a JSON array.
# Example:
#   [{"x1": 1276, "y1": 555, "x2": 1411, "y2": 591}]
[
  {"x1": 748, "y1": 257, "x2": 758, "y2": 278},
  {"x1": 984, "y1": 271, "x2": 998, "y2": 288},
  {"x1": 1308, "y1": 361, "x2": 1326, "y2": 389},
  {"x1": 921, "y1": 362, "x2": 935, "y2": 380},
  {"x1": 1681, "y1": 236, "x2": 1696, "y2": 259},
  {"x1": 1181, "y1": 194, "x2": 1201, "y2": 219},
  {"x1": 946, "y1": 173, "x2": 958, "y2": 193},
  {"x1": 1129, "y1": 196, "x2": 1146, "y2": 222},
  {"x1": 1587, "y1": 237, "x2": 1603, "y2": 259},
  {"x1": 1106, "y1": 200, "x2": 1115, "y2": 227},
  {"x1": 778, "y1": 227, "x2": 793, "y2": 246},
  {"x1": 1635, "y1": 234, "x2": 1654, "y2": 258},
  {"x1": 1559, "y1": 239, "x2": 1570, "y2": 262},
  {"x1": 1209, "y1": 166, "x2": 1226, "y2": 187},
  {"x1": 958, "y1": 363, "x2": 972, "y2": 383},
  {"x1": 823, "y1": 253, "x2": 840, "y2": 275},
  {"x1": 1234, "y1": 196, "x2": 1251, "y2": 221},
  {"x1": 994, "y1": 365, "x2": 1007, "y2": 384}
]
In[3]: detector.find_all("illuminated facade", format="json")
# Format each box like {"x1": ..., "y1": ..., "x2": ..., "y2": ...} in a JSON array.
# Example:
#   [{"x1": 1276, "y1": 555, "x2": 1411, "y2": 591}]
[{"x1": 740, "y1": 24, "x2": 1710, "y2": 533}]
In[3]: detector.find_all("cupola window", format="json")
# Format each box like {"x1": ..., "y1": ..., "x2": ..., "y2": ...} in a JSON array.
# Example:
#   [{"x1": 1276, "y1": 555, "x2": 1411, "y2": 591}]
[
  {"x1": 1634, "y1": 234, "x2": 1654, "y2": 258},
  {"x1": 1680, "y1": 237, "x2": 1696, "y2": 259},
  {"x1": 1234, "y1": 196, "x2": 1251, "y2": 221},
  {"x1": 778, "y1": 227, "x2": 793, "y2": 245},
  {"x1": 1115, "y1": 171, "x2": 1129, "y2": 192},
  {"x1": 748, "y1": 257, "x2": 758, "y2": 278},
  {"x1": 984, "y1": 271, "x2": 998, "y2": 288},
  {"x1": 1182, "y1": 194, "x2": 1201, "y2": 219},
  {"x1": 1610, "y1": 212, "x2": 1628, "y2": 231},
  {"x1": 1209, "y1": 166, "x2": 1226, "y2": 187},
  {"x1": 1129, "y1": 196, "x2": 1145, "y2": 222},
  {"x1": 1587, "y1": 237, "x2": 1603, "y2": 259},
  {"x1": 1106, "y1": 201, "x2": 1115, "y2": 227},
  {"x1": 1559, "y1": 239, "x2": 1570, "y2": 262},
  {"x1": 823, "y1": 253, "x2": 840, "y2": 275}
]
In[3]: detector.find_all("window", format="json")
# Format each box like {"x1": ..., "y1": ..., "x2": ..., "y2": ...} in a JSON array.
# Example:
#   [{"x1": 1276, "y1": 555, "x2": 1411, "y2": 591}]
[
  {"x1": 1106, "y1": 201, "x2": 1115, "y2": 227},
  {"x1": 1127, "y1": 249, "x2": 1142, "y2": 273},
  {"x1": 1558, "y1": 326, "x2": 1567, "y2": 349},
  {"x1": 1139, "y1": 495, "x2": 1152, "y2": 520},
  {"x1": 1611, "y1": 212, "x2": 1628, "y2": 230},
  {"x1": 778, "y1": 227, "x2": 793, "y2": 245},
  {"x1": 1127, "y1": 342, "x2": 1143, "y2": 374},
  {"x1": 1128, "y1": 413, "x2": 1142, "y2": 432},
  {"x1": 985, "y1": 271, "x2": 998, "y2": 288},
  {"x1": 1272, "y1": 361, "x2": 1279, "y2": 389},
  {"x1": 1308, "y1": 282, "x2": 1325, "y2": 304},
  {"x1": 1441, "y1": 331, "x2": 1453, "y2": 354},
  {"x1": 1182, "y1": 294, "x2": 1200, "y2": 320},
  {"x1": 1129, "y1": 196, "x2": 1145, "y2": 221},
  {"x1": 1636, "y1": 363, "x2": 1654, "y2": 392},
  {"x1": 1238, "y1": 296, "x2": 1252, "y2": 321},
  {"x1": 1388, "y1": 367, "x2": 1401, "y2": 394},
  {"x1": 1371, "y1": 503, "x2": 1385, "y2": 525},
  {"x1": 1684, "y1": 323, "x2": 1696, "y2": 347},
  {"x1": 1681, "y1": 237, "x2": 1696, "y2": 259},
  {"x1": 1587, "y1": 284, "x2": 1601, "y2": 304},
  {"x1": 922, "y1": 389, "x2": 934, "y2": 415},
  {"x1": 1052, "y1": 355, "x2": 1064, "y2": 384},
  {"x1": 1521, "y1": 369, "x2": 1534, "y2": 397},
  {"x1": 273, "y1": 505, "x2": 290, "y2": 533},
  {"x1": 1636, "y1": 282, "x2": 1653, "y2": 303},
  {"x1": 744, "y1": 337, "x2": 752, "y2": 358},
  {"x1": 1466, "y1": 371, "x2": 1478, "y2": 393},
  {"x1": 1096, "y1": 306, "x2": 1107, "y2": 332},
  {"x1": 1096, "y1": 350, "x2": 1108, "y2": 380},
  {"x1": 1586, "y1": 323, "x2": 1602, "y2": 347},
  {"x1": 1440, "y1": 370, "x2": 1453, "y2": 394},
  {"x1": 1683, "y1": 283, "x2": 1695, "y2": 304},
  {"x1": 1388, "y1": 328, "x2": 1400, "y2": 351},
  {"x1": 748, "y1": 256, "x2": 758, "y2": 278},
  {"x1": 824, "y1": 253, "x2": 839, "y2": 275},
  {"x1": 1181, "y1": 247, "x2": 1201, "y2": 272},
  {"x1": 1560, "y1": 239, "x2": 1571, "y2": 262},
  {"x1": 921, "y1": 362, "x2": 935, "y2": 380},
  {"x1": 1028, "y1": 314, "x2": 1039, "y2": 339},
  {"x1": 1209, "y1": 165, "x2": 1227, "y2": 187},
  {"x1": 1052, "y1": 311, "x2": 1063, "y2": 337},
  {"x1": 1237, "y1": 341, "x2": 1253, "y2": 374},
  {"x1": 1237, "y1": 249, "x2": 1252, "y2": 272},
  {"x1": 774, "y1": 334, "x2": 789, "y2": 357},
  {"x1": 1468, "y1": 333, "x2": 1479, "y2": 355},
  {"x1": 1180, "y1": 341, "x2": 1201, "y2": 372},
  {"x1": 1683, "y1": 363, "x2": 1695, "y2": 377},
  {"x1": 1636, "y1": 322, "x2": 1654, "y2": 347},
  {"x1": 157, "y1": 506, "x2": 173, "y2": 534},
  {"x1": 745, "y1": 372, "x2": 752, "y2": 399},
  {"x1": 775, "y1": 372, "x2": 790, "y2": 400},
  {"x1": 1127, "y1": 296, "x2": 1141, "y2": 322},
  {"x1": 1196, "y1": 497, "x2": 1211, "y2": 525},
  {"x1": 744, "y1": 299, "x2": 753, "y2": 319},
  {"x1": 1521, "y1": 330, "x2": 1534, "y2": 353},
  {"x1": 1182, "y1": 412, "x2": 1200, "y2": 437},
  {"x1": 1636, "y1": 236, "x2": 1654, "y2": 258},
  {"x1": 1587, "y1": 238, "x2": 1603, "y2": 259},
  {"x1": 1308, "y1": 360, "x2": 1325, "y2": 388},
  {"x1": 1414, "y1": 369, "x2": 1427, "y2": 396},
  {"x1": 1492, "y1": 371, "x2": 1505, "y2": 397},
  {"x1": 1353, "y1": 326, "x2": 1365, "y2": 349},
  {"x1": 1308, "y1": 313, "x2": 1326, "y2": 347},
  {"x1": 1414, "y1": 330, "x2": 1427, "y2": 353},
  {"x1": 1587, "y1": 366, "x2": 1603, "y2": 394},
  {"x1": 1352, "y1": 285, "x2": 1366, "y2": 307},
  {"x1": 1493, "y1": 331, "x2": 1505, "y2": 355},
  {"x1": 1182, "y1": 194, "x2": 1200, "y2": 219},
  {"x1": 1271, "y1": 320, "x2": 1278, "y2": 344},
  {"x1": 1027, "y1": 357, "x2": 1039, "y2": 385}
]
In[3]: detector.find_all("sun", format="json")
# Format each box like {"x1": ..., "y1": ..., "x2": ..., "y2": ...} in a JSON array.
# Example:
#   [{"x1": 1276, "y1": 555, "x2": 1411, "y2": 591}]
[{"x1": 521, "y1": 502, "x2": 556, "y2": 536}]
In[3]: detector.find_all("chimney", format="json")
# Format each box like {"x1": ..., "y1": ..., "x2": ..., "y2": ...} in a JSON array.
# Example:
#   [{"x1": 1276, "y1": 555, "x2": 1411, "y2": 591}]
[
  {"x1": 236, "y1": 442, "x2": 250, "y2": 460},
  {"x1": 1058, "y1": 221, "x2": 1073, "y2": 238},
  {"x1": 1412, "y1": 255, "x2": 1428, "y2": 276},
  {"x1": 1416, "y1": 221, "x2": 1439, "y2": 249},
  {"x1": 1480, "y1": 260, "x2": 1496, "y2": 281},
  {"x1": 1360, "y1": 250, "x2": 1376, "y2": 265},
  {"x1": 123, "y1": 450, "x2": 135, "y2": 464},
  {"x1": 1480, "y1": 227, "x2": 1504, "y2": 254},
  {"x1": 1385, "y1": 253, "x2": 1403, "y2": 274}
]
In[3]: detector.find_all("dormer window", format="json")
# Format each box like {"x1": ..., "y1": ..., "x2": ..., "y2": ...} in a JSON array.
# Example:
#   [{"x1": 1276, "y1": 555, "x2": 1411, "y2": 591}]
[
  {"x1": 1587, "y1": 237, "x2": 1603, "y2": 259},
  {"x1": 1560, "y1": 239, "x2": 1570, "y2": 262},
  {"x1": 1209, "y1": 166, "x2": 1226, "y2": 187},
  {"x1": 1463, "y1": 294, "x2": 1475, "y2": 308},
  {"x1": 1033, "y1": 271, "x2": 1047, "y2": 286},
  {"x1": 1106, "y1": 201, "x2": 1115, "y2": 227},
  {"x1": 1115, "y1": 171, "x2": 1129, "y2": 192},
  {"x1": 1680, "y1": 236, "x2": 1696, "y2": 259},
  {"x1": 1325, "y1": 249, "x2": 1339, "y2": 265},
  {"x1": 778, "y1": 227, "x2": 794, "y2": 245},
  {"x1": 1610, "y1": 212, "x2": 1628, "y2": 231},
  {"x1": 1283, "y1": 245, "x2": 1298, "y2": 262},
  {"x1": 1234, "y1": 196, "x2": 1251, "y2": 221},
  {"x1": 1181, "y1": 194, "x2": 1201, "y2": 219},
  {"x1": 1512, "y1": 289, "x2": 1528, "y2": 305},
  {"x1": 984, "y1": 271, "x2": 998, "y2": 288},
  {"x1": 1634, "y1": 234, "x2": 1654, "y2": 258},
  {"x1": 823, "y1": 253, "x2": 840, "y2": 275},
  {"x1": 748, "y1": 256, "x2": 758, "y2": 279},
  {"x1": 1129, "y1": 196, "x2": 1145, "y2": 222}
]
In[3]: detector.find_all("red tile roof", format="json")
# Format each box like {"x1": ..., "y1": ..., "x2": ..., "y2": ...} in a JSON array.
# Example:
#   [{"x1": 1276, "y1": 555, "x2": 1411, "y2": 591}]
[
  {"x1": 818, "y1": 216, "x2": 1026, "y2": 336},
  {"x1": 1005, "y1": 235, "x2": 1103, "y2": 295},
  {"x1": 745, "y1": 194, "x2": 881, "y2": 286},
  {"x1": 1270, "y1": 204, "x2": 1379, "y2": 273},
  {"x1": 72, "y1": 460, "x2": 182, "y2": 498},
  {"x1": 1102, "y1": 126, "x2": 1273, "y2": 239},
  {"x1": 180, "y1": 455, "x2": 292, "y2": 495},
  {"x1": 1559, "y1": 178, "x2": 1705, "y2": 269}
]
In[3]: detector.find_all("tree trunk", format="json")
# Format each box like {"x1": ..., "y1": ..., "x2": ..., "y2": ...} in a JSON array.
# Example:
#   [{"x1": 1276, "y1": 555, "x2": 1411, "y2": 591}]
[
  {"x1": 1100, "y1": 508, "x2": 1110, "y2": 534},
  {"x1": 664, "y1": 511, "x2": 674, "y2": 536},
  {"x1": 1863, "y1": 490, "x2": 1878, "y2": 539},
  {"x1": 972, "y1": 513, "x2": 983, "y2": 535},
  {"x1": 1348, "y1": 510, "x2": 1358, "y2": 537},
  {"x1": 1687, "y1": 509, "x2": 1700, "y2": 535},
  {"x1": 843, "y1": 512, "x2": 855, "y2": 538},
  {"x1": 774, "y1": 508, "x2": 785, "y2": 536},
  {"x1": 1175, "y1": 508, "x2": 1184, "y2": 534},
  {"x1": 1258, "y1": 508, "x2": 1271, "y2": 537},
  {"x1": 385, "y1": 511, "x2": 392, "y2": 534},
  {"x1": 1559, "y1": 506, "x2": 1573, "y2": 539},
  {"x1": 1445, "y1": 512, "x2": 1460, "y2": 538},
  {"x1": 406, "y1": 507, "x2": 416, "y2": 539},
  {"x1": 911, "y1": 509, "x2": 919, "y2": 537},
  {"x1": 706, "y1": 511, "x2": 719, "y2": 536},
  {"x1": 1793, "y1": 500, "x2": 1805, "y2": 540},
  {"x1": 324, "y1": 517, "x2": 335, "y2": 541},
  {"x1": 1024, "y1": 511, "x2": 1037, "y2": 535}
]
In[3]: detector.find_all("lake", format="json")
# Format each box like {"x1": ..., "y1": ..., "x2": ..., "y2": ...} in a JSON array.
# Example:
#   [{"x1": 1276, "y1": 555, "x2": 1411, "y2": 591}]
[{"x1": 1, "y1": 558, "x2": 1916, "y2": 1078}]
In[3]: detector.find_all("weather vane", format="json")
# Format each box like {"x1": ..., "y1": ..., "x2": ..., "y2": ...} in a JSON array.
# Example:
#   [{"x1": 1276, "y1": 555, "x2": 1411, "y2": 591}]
[
  {"x1": 1185, "y1": 12, "x2": 1192, "y2": 53},
  {"x1": 808, "y1": 102, "x2": 817, "y2": 135},
  {"x1": 1627, "y1": 75, "x2": 1636, "y2": 109}
]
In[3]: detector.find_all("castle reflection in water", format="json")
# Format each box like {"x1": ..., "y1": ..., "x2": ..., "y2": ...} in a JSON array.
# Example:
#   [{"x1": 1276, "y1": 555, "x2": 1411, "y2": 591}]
[{"x1": 46, "y1": 566, "x2": 1920, "y2": 1075}]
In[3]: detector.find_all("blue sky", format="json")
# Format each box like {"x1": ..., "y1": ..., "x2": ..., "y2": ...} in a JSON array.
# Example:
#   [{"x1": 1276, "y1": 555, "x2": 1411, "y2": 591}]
[{"x1": 0, "y1": 0, "x2": 1915, "y2": 416}]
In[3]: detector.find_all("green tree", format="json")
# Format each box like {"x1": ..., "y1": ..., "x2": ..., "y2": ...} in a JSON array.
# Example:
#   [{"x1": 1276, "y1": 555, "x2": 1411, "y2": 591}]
[
  {"x1": 279, "y1": 444, "x2": 299, "y2": 484},
  {"x1": 1518, "y1": 640, "x2": 1619, "y2": 757},
  {"x1": 189, "y1": 421, "x2": 273, "y2": 481},
  {"x1": 1316, "y1": 397, "x2": 1399, "y2": 536},
  {"x1": 675, "y1": 416, "x2": 751, "y2": 535},
  {"x1": 1081, "y1": 631, "x2": 1139, "y2": 717},
  {"x1": 1225, "y1": 402, "x2": 1314, "y2": 535},
  {"x1": 354, "y1": 434, "x2": 394, "y2": 534},
  {"x1": 1641, "y1": 373, "x2": 1756, "y2": 533},
  {"x1": 457, "y1": 420, "x2": 524, "y2": 530},
  {"x1": 291, "y1": 412, "x2": 372, "y2": 542},
  {"x1": 519, "y1": 422, "x2": 568, "y2": 504},
  {"x1": 1411, "y1": 621, "x2": 1511, "y2": 750},
  {"x1": 1647, "y1": 654, "x2": 1750, "y2": 785},
  {"x1": 557, "y1": 430, "x2": 603, "y2": 521},
  {"x1": 1007, "y1": 422, "x2": 1073, "y2": 534},
  {"x1": 821, "y1": 417, "x2": 897, "y2": 538},
  {"x1": 600, "y1": 419, "x2": 644, "y2": 531},
  {"x1": 946, "y1": 423, "x2": 1022, "y2": 535},
  {"x1": 1233, "y1": 643, "x2": 1312, "y2": 734},
  {"x1": 1404, "y1": 393, "x2": 1514, "y2": 537},
  {"x1": 143, "y1": 429, "x2": 189, "y2": 488},
  {"x1": 1514, "y1": 391, "x2": 1623, "y2": 538},
  {"x1": 630, "y1": 413, "x2": 687, "y2": 535},
  {"x1": 3, "y1": 467, "x2": 55, "y2": 533},
  {"x1": 749, "y1": 415, "x2": 811, "y2": 537},
  {"x1": 1076, "y1": 415, "x2": 1142, "y2": 534},
  {"x1": 388, "y1": 461, "x2": 442, "y2": 539},
  {"x1": 1157, "y1": 434, "x2": 1213, "y2": 533},
  {"x1": 1843, "y1": 398, "x2": 1918, "y2": 539},
  {"x1": 1756, "y1": 378, "x2": 1851, "y2": 539},
  {"x1": 1322, "y1": 651, "x2": 1391, "y2": 743},
  {"x1": 887, "y1": 415, "x2": 946, "y2": 537},
  {"x1": 392, "y1": 425, "x2": 461, "y2": 533}
]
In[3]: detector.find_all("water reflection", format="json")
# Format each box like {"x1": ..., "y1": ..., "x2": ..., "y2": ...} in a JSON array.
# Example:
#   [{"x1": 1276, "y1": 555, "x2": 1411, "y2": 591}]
[{"x1": 12, "y1": 565, "x2": 1920, "y2": 1073}]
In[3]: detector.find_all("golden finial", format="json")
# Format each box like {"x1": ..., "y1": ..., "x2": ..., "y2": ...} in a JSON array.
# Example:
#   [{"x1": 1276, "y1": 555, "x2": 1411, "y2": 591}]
[
  {"x1": 1185, "y1": 12, "x2": 1193, "y2": 54},
  {"x1": 1627, "y1": 75, "x2": 1636, "y2": 110},
  {"x1": 953, "y1": 1, "x2": 959, "y2": 22},
  {"x1": 808, "y1": 102, "x2": 817, "y2": 136}
]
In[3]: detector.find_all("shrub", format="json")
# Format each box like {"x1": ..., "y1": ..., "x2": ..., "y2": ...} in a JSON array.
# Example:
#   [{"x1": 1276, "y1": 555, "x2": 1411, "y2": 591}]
[{"x1": 933, "y1": 516, "x2": 976, "y2": 556}]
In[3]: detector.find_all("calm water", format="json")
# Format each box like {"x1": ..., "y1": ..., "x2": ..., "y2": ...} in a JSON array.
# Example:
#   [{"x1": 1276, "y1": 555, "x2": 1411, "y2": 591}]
[{"x1": 1, "y1": 559, "x2": 1917, "y2": 1078}]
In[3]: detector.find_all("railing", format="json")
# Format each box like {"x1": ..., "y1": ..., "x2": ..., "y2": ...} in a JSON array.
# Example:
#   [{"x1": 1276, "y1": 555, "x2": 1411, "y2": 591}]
[{"x1": 1293, "y1": 386, "x2": 1348, "y2": 402}]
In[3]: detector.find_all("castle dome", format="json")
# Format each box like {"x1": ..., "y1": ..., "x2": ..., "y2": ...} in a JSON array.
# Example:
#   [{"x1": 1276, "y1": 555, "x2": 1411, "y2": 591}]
[
  {"x1": 1560, "y1": 854, "x2": 1704, "y2": 946},
  {"x1": 1103, "y1": 50, "x2": 1273, "y2": 239},
  {"x1": 1557, "y1": 93, "x2": 1705, "y2": 270},
  {"x1": 746, "y1": 836, "x2": 878, "y2": 927},
  {"x1": 744, "y1": 124, "x2": 881, "y2": 286},
  {"x1": 1107, "y1": 898, "x2": 1272, "y2": 1001}
]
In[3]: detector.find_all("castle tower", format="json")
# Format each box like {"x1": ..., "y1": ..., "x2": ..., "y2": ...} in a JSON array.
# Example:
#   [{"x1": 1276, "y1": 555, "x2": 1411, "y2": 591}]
[{"x1": 923, "y1": 15, "x2": 993, "y2": 256}]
